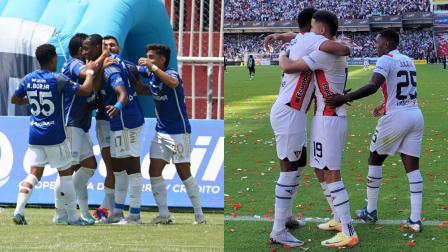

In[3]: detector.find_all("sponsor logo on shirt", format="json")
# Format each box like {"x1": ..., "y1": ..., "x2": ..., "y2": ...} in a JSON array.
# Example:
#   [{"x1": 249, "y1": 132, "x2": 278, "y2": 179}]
[
  {"x1": 153, "y1": 95, "x2": 168, "y2": 101},
  {"x1": 30, "y1": 120, "x2": 55, "y2": 127}
]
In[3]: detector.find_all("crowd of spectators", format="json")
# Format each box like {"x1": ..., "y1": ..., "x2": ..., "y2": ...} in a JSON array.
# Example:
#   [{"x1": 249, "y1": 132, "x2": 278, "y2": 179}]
[
  {"x1": 224, "y1": 30, "x2": 435, "y2": 61},
  {"x1": 224, "y1": 0, "x2": 430, "y2": 21}
]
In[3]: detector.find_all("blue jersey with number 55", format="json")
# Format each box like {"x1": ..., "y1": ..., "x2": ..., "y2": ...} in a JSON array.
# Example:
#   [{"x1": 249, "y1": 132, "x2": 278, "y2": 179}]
[{"x1": 15, "y1": 70, "x2": 80, "y2": 145}]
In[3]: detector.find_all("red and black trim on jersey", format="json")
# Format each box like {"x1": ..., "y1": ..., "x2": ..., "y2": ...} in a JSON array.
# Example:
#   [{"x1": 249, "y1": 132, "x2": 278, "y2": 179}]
[
  {"x1": 286, "y1": 70, "x2": 312, "y2": 111},
  {"x1": 380, "y1": 80, "x2": 387, "y2": 113},
  {"x1": 315, "y1": 70, "x2": 337, "y2": 116}
]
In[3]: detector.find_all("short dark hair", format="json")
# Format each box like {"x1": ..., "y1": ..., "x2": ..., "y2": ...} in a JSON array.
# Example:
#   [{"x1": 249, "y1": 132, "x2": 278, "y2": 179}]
[
  {"x1": 312, "y1": 10, "x2": 338, "y2": 37},
  {"x1": 145, "y1": 44, "x2": 171, "y2": 68},
  {"x1": 379, "y1": 29, "x2": 399, "y2": 48},
  {"x1": 68, "y1": 33, "x2": 88, "y2": 56},
  {"x1": 85, "y1": 34, "x2": 103, "y2": 46},
  {"x1": 297, "y1": 7, "x2": 317, "y2": 29},
  {"x1": 35, "y1": 44, "x2": 56, "y2": 66},
  {"x1": 104, "y1": 35, "x2": 119, "y2": 46}
]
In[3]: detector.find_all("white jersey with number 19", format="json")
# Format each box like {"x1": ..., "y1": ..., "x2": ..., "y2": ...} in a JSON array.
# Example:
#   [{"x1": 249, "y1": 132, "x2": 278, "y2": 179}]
[{"x1": 374, "y1": 49, "x2": 419, "y2": 113}]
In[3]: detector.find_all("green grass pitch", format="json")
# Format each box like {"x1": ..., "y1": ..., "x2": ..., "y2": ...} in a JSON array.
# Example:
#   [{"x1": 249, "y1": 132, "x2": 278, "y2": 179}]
[
  {"x1": 224, "y1": 65, "x2": 448, "y2": 251},
  {"x1": 0, "y1": 207, "x2": 223, "y2": 251}
]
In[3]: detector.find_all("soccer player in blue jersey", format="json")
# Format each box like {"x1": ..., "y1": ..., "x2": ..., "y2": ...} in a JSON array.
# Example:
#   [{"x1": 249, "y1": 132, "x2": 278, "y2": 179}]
[
  {"x1": 53, "y1": 33, "x2": 110, "y2": 224},
  {"x1": 11, "y1": 44, "x2": 98, "y2": 225},
  {"x1": 138, "y1": 44, "x2": 205, "y2": 224},
  {"x1": 84, "y1": 34, "x2": 145, "y2": 224}
]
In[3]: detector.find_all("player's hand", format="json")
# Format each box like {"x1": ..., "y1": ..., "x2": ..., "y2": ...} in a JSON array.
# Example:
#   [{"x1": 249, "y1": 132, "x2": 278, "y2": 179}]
[
  {"x1": 106, "y1": 105, "x2": 118, "y2": 119},
  {"x1": 326, "y1": 94, "x2": 349, "y2": 107},
  {"x1": 103, "y1": 57, "x2": 117, "y2": 68},
  {"x1": 101, "y1": 40, "x2": 111, "y2": 56},
  {"x1": 263, "y1": 34, "x2": 279, "y2": 51},
  {"x1": 373, "y1": 103, "x2": 385, "y2": 117},
  {"x1": 85, "y1": 60, "x2": 99, "y2": 74},
  {"x1": 138, "y1": 57, "x2": 153, "y2": 69}
]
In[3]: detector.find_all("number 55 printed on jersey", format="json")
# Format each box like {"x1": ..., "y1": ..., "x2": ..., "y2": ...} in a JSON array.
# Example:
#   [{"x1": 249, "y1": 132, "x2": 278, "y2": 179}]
[{"x1": 27, "y1": 91, "x2": 55, "y2": 116}]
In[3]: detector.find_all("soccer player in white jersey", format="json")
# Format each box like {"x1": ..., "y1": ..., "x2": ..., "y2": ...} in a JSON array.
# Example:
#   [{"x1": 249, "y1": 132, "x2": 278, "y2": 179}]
[
  {"x1": 363, "y1": 57, "x2": 370, "y2": 70},
  {"x1": 264, "y1": 8, "x2": 352, "y2": 247},
  {"x1": 137, "y1": 44, "x2": 205, "y2": 225},
  {"x1": 279, "y1": 10, "x2": 359, "y2": 248},
  {"x1": 327, "y1": 29, "x2": 425, "y2": 232},
  {"x1": 11, "y1": 44, "x2": 98, "y2": 225}
]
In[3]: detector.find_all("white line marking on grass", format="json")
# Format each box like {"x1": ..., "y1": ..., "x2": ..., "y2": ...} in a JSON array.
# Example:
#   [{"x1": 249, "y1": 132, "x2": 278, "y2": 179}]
[{"x1": 224, "y1": 215, "x2": 444, "y2": 226}]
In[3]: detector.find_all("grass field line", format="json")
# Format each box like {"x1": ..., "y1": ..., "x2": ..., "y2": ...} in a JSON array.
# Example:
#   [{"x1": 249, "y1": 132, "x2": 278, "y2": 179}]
[{"x1": 224, "y1": 215, "x2": 445, "y2": 226}]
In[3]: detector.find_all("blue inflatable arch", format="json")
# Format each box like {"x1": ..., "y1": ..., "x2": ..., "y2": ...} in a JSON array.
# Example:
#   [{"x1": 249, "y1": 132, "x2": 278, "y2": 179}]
[{"x1": 0, "y1": 0, "x2": 177, "y2": 117}]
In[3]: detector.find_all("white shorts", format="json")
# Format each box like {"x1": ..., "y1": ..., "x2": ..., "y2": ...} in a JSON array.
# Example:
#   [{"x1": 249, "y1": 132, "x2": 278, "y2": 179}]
[
  {"x1": 27, "y1": 139, "x2": 72, "y2": 170},
  {"x1": 96, "y1": 120, "x2": 111, "y2": 149},
  {"x1": 110, "y1": 126, "x2": 142, "y2": 158},
  {"x1": 150, "y1": 132, "x2": 191, "y2": 164},
  {"x1": 66, "y1": 126, "x2": 94, "y2": 164},
  {"x1": 370, "y1": 109, "x2": 424, "y2": 158},
  {"x1": 270, "y1": 103, "x2": 307, "y2": 162},
  {"x1": 310, "y1": 116, "x2": 347, "y2": 170}
]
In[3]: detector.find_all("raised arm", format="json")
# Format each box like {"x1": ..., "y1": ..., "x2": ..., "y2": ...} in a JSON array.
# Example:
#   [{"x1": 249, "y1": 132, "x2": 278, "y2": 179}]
[
  {"x1": 138, "y1": 58, "x2": 178, "y2": 89},
  {"x1": 264, "y1": 32, "x2": 297, "y2": 50}
]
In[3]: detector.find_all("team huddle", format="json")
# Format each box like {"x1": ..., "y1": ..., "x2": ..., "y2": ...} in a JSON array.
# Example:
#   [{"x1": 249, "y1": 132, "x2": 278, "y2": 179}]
[
  {"x1": 264, "y1": 9, "x2": 424, "y2": 248},
  {"x1": 11, "y1": 33, "x2": 205, "y2": 226}
]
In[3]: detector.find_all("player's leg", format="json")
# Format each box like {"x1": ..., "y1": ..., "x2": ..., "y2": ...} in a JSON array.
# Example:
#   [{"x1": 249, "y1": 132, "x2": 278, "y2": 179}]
[
  {"x1": 355, "y1": 151, "x2": 387, "y2": 223},
  {"x1": 149, "y1": 158, "x2": 171, "y2": 224},
  {"x1": 94, "y1": 120, "x2": 114, "y2": 221},
  {"x1": 313, "y1": 117, "x2": 357, "y2": 248},
  {"x1": 321, "y1": 170, "x2": 358, "y2": 248},
  {"x1": 173, "y1": 133, "x2": 205, "y2": 224},
  {"x1": 149, "y1": 132, "x2": 173, "y2": 224},
  {"x1": 285, "y1": 148, "x2": 306, "y2": 229},
  {"x1": 49, "y1": 140, "x2": 94, "y2": 225},
  {"x1": 73, "y1": 130, "x2": 97, "y2": 221},
  {"x1": 315, "y1": 167, "x2": 341, "y2": 231},
  {"x1": 121, "y1": 127, "x2": 143, "y2": 224},
  {"x1": 108, "y1": 129, "x2": 129, "y2": 222},
  {"x1": 269, "y1": 106, "x2": 305, "y2": 247},
  {"x1": 399, "y1": 110, "x2": 424, "y2": 232},
  {"x1": 13, "y1": 164, "x2": 43, "y2": 225},
  {"x1": 175, "y1": 163, "x2": 205, "y2": 224},
  {"x1": 401, "y1": 153, "x2": 423, "y2": 232},
  {"x1": 121, "y1": 156, "x2": 143, "y2": 224}
]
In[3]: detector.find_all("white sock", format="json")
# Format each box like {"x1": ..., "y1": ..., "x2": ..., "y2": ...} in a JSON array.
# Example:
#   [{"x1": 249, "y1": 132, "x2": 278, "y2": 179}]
[
  {"x1": 128, "y1": 173, "x2": 143, "y2": 218},
  {"x1": 73, "y1": 167, "x2": 95, "y2": 217},
  {"x1": 113, "y1": 170, "x2": 129, "y2": 215},
  {"x1": 328, "y1": 181, "x2": 355, "y2": 236},
  {"x1": 54, "y1": 176, "x2": 66, "y2": 217},
  {"x1": 320, "y1": 182, "x2": 340, "y2": 223},
  {"x1": 183, "y1": 176, "x2": 203, "y2": 216},
  {"x1": 367, "y1": 165, "x2": 382, "y2": 213},
  {"x1": 151, "y1": 176, "x2": 169, "y2": 217},
  {"x1": 59, "y1": 175, "x2": 79, "y2": 222},
  {"x1": 286, "y1": 167, "x2": 303, "y2": 219},
  {"x1": 272, "y1": 171, "x2": 297, "y2": 233},
  {"x1": 407, "y1": 170, "x2": 423, "y2": 222},
  {"x1": 101, "y1": 187, "x2": 115, "y2": 211},
  {"x1": 14, "y1": 174, "x2": 39, "y2": 216}
]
